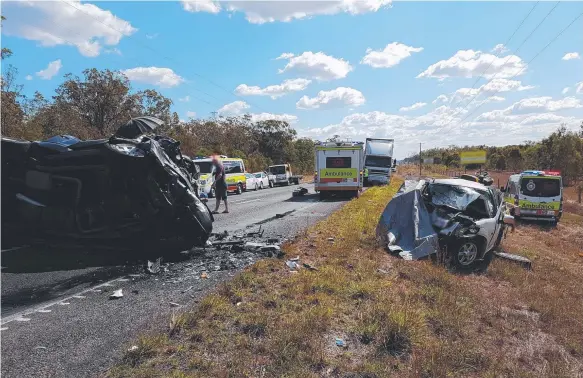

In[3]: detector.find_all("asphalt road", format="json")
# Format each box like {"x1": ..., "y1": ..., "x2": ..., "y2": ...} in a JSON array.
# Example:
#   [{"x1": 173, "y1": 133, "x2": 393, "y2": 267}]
[{"x1": 1, "y1": 183, "x2": 348, "y2": 378}]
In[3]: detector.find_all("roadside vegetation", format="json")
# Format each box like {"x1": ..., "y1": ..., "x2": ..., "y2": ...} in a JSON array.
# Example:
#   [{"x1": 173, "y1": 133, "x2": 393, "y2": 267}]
[
  {"x1": 403, "y1": 125, "x2": 583, "y2": 183},
  {"x1": 108, "y1": 177, "x2": 583, "y2": 377}
]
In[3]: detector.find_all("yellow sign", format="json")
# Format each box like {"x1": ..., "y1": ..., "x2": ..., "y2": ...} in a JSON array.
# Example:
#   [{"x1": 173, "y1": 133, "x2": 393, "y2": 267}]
[
  {"x1": 460, "y1": 150, "x2": 487, "y2": 165},
  {"x1": 320, "y1": 168, "x2": 357, "y2": 178}
]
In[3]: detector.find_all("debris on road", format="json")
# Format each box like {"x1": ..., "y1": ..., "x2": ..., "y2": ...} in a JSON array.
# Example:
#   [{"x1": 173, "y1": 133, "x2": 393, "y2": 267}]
[
  {"x1": 303, "y1": 263, "x2": 318, "y2": 271},
  {"x1": 169, "y1": 302, "x2": 181, "y2": 307},
  {"x1": 494, "y1": 252, "x2": 532, "y2": 270},
  {"x1": 289, "y1": 256, "x2": 300, "y2": 261},
  {"x1": 127, "y1": 345, "x2": 139, "y2": 352},
  {"x1": 335, "y1": 338, "x2": 347, "y2": 348},
  {"x1": 109, "y1": 289, "x2": 123, "y2": 299},
  {"x1": 201, "y1": 272, "x2": 208, "y2": 279},
  {"x1": 34, "y1": 346, "x2": 47, "y2": 351},
  {"x1": 286, "y1": 260, "x2": 300, "y2": 271},
  {"x1": 292, "y1": 187, "x2": 309, "y2": 197},
  {"x1": 327, "y1": 237, "x2": 334, "y2": 242},
  {"x1": 377, "y1": 269, "x2": 389, "y2": 274},
  {"x1": 147, "y1": 258, "x2": 162, "y2": 274}
]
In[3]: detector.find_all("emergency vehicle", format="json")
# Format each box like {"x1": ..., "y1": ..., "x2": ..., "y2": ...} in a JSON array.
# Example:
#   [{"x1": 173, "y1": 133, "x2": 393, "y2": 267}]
[
  {"x1": 503, "y1": 170, "x2": 563, "y2": 223},
  {"x1": 314, "y1": 141, "x2": 364, "y2": 199},
  {"x1": 223, "y1": 157, "x2": 247, "y2": 194}
]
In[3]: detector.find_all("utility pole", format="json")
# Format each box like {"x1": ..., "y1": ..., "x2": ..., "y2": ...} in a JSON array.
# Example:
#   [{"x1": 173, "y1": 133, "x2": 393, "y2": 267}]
[{"x1": 419, "y1": 143, "x2": 422, "y2": 177}]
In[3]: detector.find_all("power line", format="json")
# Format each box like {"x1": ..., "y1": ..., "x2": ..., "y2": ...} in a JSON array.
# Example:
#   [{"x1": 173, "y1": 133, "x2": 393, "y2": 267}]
[
  {"x1": 445, "y1": 1, "x2": 540, "y2": 110},
  {"x1": 441, "y1": 1, "x2": 559, "y2": 127},
  {"x1": 59, "y1": 0, "x2": 270, "y2": 113},
  {"x1": 455, "y1": 9, "x2": 583, "y2": 126}
]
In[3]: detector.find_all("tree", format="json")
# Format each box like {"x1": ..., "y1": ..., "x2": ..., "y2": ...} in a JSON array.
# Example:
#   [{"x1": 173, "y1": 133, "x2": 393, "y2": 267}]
[
  {"x1": 252, "y1": 119, "x2": 297, "y2": 164},
  {"x1": 1, "y1": 16, "x2": 12, "y2": 60},
  {"x1": 137, "y1": 89, "x2": 173, "y2": 124},
  {"x1": 1, "y1": 65, "x2": 24, "y2": 137}
]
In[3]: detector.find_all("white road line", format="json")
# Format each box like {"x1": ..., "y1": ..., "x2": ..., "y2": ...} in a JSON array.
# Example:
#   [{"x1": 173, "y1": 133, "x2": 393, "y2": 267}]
[
  {"x1": 1, "y1": 276, "x2": 128, "y2": 325},
  {"x1": 233, "y1": 198, "x2": 262, "y2": 205}
]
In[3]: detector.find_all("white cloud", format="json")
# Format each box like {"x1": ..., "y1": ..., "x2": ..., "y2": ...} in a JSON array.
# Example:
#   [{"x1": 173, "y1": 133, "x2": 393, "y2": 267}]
[
  {"x1": 417, "y1": 50, "x2": 526, "y2": 80},
  {"x1": 576, "y1": 82, "x2": 583, "y2": 94},
  {"x1": 121, "y1": 67, "x2": 184, "y2": 88},
  {"x1": 296, "y1": 87, "x2": 365, "y2": 110},
  {"x1": 275, "y1": 53, "x2": 295, "y2": 60},
  {"x1": 104, "y1": 47, "x2": 122, "y2": 55},
  {"x1": 2, "y1": 1, "x2": 136, "y2": 57},
  {"x1": 562, "y1": 52, "x2": 580, "y2": 61},
  {"x1": 361, "y1": 42, "x2": 423, "y2": 68},
  {"x1": 435, "y1": 78, "x2": 534, "y2": 105},
  {"x1": 235, "y1": 78, "x2": 311, "y2": 99},
  {"x1": 277, "y1": 51, "x2": 353, "y2": 81},
  {"x1": 300, "y1": 102, "x2": 582, "y2": 158},
  {"x1": 491, "y1": 44, "x2": 509, "y2": 54},
  {"x1": 432, "y1": 94, "x2": 448, "y2": 105},
  {"x1": 186, "y1": 111, "x2": 197, "y2": 118},
  {"x1": 562, "y1": 87, "x2": 570, "y2": 95},
  {"x1": 181, "y1": 0, "x2": 221, "y2": 14},
  {"x1": 36, "y1": 59, "x2": 62, "y2": 80},
  {"x1": 399, "y1": 102, "x2": 427, "y2": 112},
  {"x1": 477, "y1": 96, "x2": 582, "y2": 121},
  {"x1": 145, "y1": 33, "x2": 158, "y2": 40},
  {"x1": 250, "y1": 113, "x2": 298, "y2": 123},
  {"x1": 25, "y1": 75, "x2": 33, "y2": 81},
  {"x1": 188, "y1": 0, "x2": 391, "y2": 24},
  {"x1": 179, "y1": 96, "x2": 191, "y2": 102},
  {"x1": 218, "y1": 100, "x2": 250, "y2": 115}
]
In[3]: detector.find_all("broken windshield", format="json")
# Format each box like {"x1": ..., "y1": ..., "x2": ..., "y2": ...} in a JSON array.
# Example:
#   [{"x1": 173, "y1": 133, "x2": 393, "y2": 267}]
[
  {"x1": 195, "y1": 161, "x2": 213, "y2": 174},
  {"x1": 427, "y1": 184, "x2": 482, "y2": 211}
]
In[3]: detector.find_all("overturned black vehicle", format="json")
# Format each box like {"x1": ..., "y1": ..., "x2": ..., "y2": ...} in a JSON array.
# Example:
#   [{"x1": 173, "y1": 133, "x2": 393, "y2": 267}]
[
  {"x1": 2, "y1": 117, "x2": 213, "y2": 248},
  {"x1": 377, "y1": 178, "x2": 515, "y2": 269}
]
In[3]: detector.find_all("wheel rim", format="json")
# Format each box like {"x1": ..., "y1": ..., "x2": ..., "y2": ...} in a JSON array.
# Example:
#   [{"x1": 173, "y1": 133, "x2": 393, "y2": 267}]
[{"x1": 457, "y1": 242, "x2": 478, "y2": 265}]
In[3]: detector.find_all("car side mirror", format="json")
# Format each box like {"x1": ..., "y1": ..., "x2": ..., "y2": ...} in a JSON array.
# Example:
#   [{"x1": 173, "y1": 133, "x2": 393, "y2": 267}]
[{"x1": 502, "y1": 214, "x2": 516, "y2": 232}]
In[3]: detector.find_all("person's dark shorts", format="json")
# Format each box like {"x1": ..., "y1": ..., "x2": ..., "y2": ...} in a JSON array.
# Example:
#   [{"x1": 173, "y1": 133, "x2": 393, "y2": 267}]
[{"x1": 215, "y1": 184, "x2": 227, "y2": 200}]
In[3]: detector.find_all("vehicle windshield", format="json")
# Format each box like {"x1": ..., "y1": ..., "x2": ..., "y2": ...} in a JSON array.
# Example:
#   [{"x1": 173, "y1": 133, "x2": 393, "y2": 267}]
[
  {"x1": 520, "y1": 177, "x2": 561, "y2": 197},
  {"x1": 269, "y1": 166, "x2": 286, "y2": 174},
  {"x1": 255, "y1": 173, "x2": 262, "y2": 178},
  {"x1": 427, "y1": 184, "x2": 483, "y2": 211},
  {"x1": 365, "y1": 156, "x2": 392, "y2": 167},
  {"x1": 223, "y1": 161, "x2": 243, "y2": 174},
  {"x1": 195, "y1": 161, "x2": 213, "y2": 174}
]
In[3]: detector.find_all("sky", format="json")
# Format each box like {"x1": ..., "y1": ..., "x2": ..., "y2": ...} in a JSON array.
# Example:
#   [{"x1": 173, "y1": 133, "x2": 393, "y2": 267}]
[{"x1": 2, "y1": 0, "x2": 582, "y2": 158}]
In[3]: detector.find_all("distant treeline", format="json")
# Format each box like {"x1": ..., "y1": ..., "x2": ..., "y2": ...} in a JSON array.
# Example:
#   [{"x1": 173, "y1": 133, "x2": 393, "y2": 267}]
[{"x1": 403, "y1": 125, "x2": 583, "y2": 181}]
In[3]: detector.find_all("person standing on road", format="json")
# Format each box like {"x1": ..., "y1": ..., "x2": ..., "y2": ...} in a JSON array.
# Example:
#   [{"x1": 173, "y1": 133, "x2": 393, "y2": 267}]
[{"x1": 211, "y1": 156, "x2": 229, "y2": 214}]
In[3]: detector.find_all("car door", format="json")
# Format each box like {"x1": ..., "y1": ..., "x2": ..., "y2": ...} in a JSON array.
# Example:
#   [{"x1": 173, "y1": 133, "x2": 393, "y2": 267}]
[{"x1": 484, "y1": 191, "x2": 503, "y2": 251}]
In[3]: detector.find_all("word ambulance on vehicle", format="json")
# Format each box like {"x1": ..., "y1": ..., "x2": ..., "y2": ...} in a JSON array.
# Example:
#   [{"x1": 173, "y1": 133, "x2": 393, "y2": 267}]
[
  {"x1": 314, "y1": 141, "x2": 364, "y2": 199},
  {"x1": 503, "y1": 170, "x2": 563, "y2": 223}
]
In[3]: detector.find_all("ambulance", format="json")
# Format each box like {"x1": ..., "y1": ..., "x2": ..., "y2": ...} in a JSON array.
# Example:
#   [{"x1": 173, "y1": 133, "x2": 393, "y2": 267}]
[
  {"x1": 314, "y1": 141, "x2": 364, "y2": 199},
  {"x1": 222, "y1": 158, "x2": 247, "y2": 195},
  {"x1": 503, "y1": 170, "x2": 563, "y2": 223},
  {"x1": 193, "y1": 157, "x2": 216, "y2": 198}
]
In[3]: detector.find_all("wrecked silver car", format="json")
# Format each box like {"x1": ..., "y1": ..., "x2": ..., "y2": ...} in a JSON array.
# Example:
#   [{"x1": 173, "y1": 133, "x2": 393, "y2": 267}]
[{"x1": 377, "y1": 178, "x2": 515, "y2": 269}]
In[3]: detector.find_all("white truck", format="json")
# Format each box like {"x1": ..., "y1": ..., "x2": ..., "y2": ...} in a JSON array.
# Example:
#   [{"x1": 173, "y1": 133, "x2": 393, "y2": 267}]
[
  {"x1": 267, "y1": 164, "x2": 303, "y2": 186},
  {"x1": 364, "y1": 138, "x2": 395, "y2": 186},
  {"x1": 314, "y1": 141, "x2": 364, "y2": 199}
]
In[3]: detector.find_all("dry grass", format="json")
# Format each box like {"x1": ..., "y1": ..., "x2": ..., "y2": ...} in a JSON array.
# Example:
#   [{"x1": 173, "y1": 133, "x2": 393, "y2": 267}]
[{"x1": 107, "y1": 176, "x2": 583, "y2": 378}]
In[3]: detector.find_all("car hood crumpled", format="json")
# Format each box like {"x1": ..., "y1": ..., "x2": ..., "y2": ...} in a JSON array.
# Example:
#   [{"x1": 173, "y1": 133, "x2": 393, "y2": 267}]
[{"x1": 376, "y1": 180, "x2": 440, "y2": 260}]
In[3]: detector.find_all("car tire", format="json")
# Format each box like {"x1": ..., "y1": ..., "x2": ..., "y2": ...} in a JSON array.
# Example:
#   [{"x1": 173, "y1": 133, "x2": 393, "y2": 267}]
[
  {"x1": 254, "y1": 183, "x2": 258, "y2": 191},
  {"x1": 259, "y1": 182, "x2": 264, "y2": 189},
  {"x1": 236, "y1": 183, "x2": 243, "y2": 195},
  {"x1": 269, "y1": 181, "x2": 274, "y2": 188},
  {"x1": 319, "y1": 191, "x2": 328, "y2": 201},
  {"x1": 452, "y1": 239, "x2": 482, "y2": 269}
]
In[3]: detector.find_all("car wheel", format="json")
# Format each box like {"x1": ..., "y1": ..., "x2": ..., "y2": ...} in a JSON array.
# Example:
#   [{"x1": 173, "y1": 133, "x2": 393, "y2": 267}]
[
  {"x1": 269, "y1": 181, "x2": 274, "y2": 188},
  {"x1": 260, "y1": 182, "x2": 264, "y2": 189},
  {"x1": 452, "y1": 239, "x2": 480, "y2": 268},
  {"x1": 254, "y1": 183, "x2": 258, "y2": 191},
  {"x1": 236, "y1": 184, "x2": 242, "y2": 195},
  {"x1": 319, "y1": 191, "x2": 328, "y2": 201}
]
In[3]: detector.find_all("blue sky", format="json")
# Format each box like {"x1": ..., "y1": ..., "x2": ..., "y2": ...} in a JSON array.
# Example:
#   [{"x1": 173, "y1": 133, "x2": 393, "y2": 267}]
[{"x1": 2, "y1": 1, "x2": 582, "y2": 158}]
